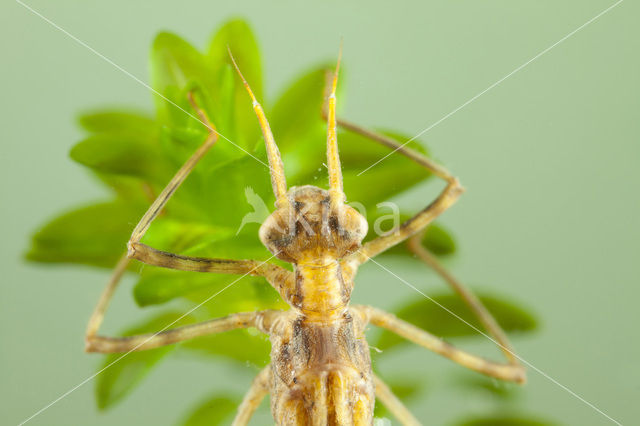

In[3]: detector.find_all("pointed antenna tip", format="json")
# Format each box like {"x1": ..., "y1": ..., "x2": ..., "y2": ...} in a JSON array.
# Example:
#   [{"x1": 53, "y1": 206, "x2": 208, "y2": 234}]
[
  {"x1": 330, "y1": 42, "x2": 343, "y2": 96},
  {"x1": 326, "y1": 39, "x2": 344, "y2": 201},
  {"x1": 227, "y1": 47, "x2": 257, "y2": 103},
  {"x1": 226, "y1": 46, "x2": 238, "y2": 69}
]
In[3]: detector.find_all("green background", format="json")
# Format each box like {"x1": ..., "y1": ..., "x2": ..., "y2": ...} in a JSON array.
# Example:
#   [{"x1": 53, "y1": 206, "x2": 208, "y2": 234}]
[{"x1": 1, "y1": 0, "x2": 638, "y2": 425}]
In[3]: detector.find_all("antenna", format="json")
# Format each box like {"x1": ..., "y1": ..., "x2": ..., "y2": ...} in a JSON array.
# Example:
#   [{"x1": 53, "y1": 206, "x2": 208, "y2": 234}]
[{"x1": 228, "y1": 47, "x2": 289, "y2": 208}]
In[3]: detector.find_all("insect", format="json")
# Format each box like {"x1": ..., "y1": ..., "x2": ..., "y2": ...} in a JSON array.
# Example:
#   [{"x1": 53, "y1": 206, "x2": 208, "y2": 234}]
[{"x1": 84, "y1": 48, "x2": 526, "y2": 425}]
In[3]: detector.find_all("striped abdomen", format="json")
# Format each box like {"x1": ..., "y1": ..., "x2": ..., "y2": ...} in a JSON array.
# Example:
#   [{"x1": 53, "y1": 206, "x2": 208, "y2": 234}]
[{"x1": 269, "y1": 309, "x2": 374, "y2": 425}]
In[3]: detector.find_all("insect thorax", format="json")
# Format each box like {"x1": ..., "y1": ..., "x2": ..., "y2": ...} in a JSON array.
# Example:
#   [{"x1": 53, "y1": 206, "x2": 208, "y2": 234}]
[{"x1": 259, "y1": 185, "x2": 367, "y2": 317}]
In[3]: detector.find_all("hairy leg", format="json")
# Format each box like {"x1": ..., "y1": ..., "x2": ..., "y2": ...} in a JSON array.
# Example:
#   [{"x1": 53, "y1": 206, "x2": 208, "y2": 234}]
[
  {"x1": 232, "y1": 365, "x2": 272, "y2": 426},
  {"x1": 333, "y1": 118, "x2": 464, "y2": 266},
  {"x1": 85, "y1": 254, "x2": 280, "y2": 353},
  {"x1": 125, "y1": 92, "x2": 291, "y2": 290},
  {"x1": 373, "y1": 374, "x2": 421, "y2": 426},
  {"x1": 408, "y1": 232, "x2": 521, "y2": 366},
  {"x1": 355, "y1": 305, "x2": 525, "y2": 383},
  {"x1": 87, "y1": 311, "x2": 273, "y2": 353}
]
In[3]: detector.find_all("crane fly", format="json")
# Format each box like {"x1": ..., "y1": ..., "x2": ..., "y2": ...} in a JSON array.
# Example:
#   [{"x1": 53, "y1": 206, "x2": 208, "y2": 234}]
[{"x1": 84, "y1": 47, "x2": 526, "y2": 425}]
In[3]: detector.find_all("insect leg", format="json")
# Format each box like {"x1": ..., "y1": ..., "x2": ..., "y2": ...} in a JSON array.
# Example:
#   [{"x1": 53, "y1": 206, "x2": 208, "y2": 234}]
[
  {"x1": 372, "y1": 374, "x2": 421, "y2": 426},
  {"x1": 232, "y1": 365, "x2": 271, "y2": 426},
  {"x1": 88, "y1": 90, "x2": 293, "y2": 354},
  {"x1": 333, "y1": 119, "x2": 464, "y2": 265},
  {"x1": 86, "y1": 311, "x2": 274, "y2": 353},
  {"x1": 126, "y1": 92, "x2": 293, "y2": 289},
  {"x1": 332, "y1": 116, "x2": 524, "y2": 374},
  {"x1": 128, "y1": 92, "x2": 217, "y2": 249},
  {"x1": 408, "y1": 232, "x2": 521, "y2": 366},
  {"x1": 85, "y1": 253, "x2": 129, "y2": 341},
  {"x1": 85, "y1": 255, "x2": 281, "y2": 353},
  {"x1": 355, "y1": 305, "x2": 526, "y2": 384},
  {"x1": 129, "y1": 243, "x2": 292, "y2": 292}
]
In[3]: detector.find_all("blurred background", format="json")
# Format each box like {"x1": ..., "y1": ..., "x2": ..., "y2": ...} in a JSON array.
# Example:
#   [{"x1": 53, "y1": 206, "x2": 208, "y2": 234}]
[{"x1": 1, "y1": 0, "x2": 638, "y2": 424}]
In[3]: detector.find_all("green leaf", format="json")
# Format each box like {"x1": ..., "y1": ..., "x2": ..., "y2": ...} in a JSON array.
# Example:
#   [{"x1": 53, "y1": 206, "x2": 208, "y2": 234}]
[
  {"x1": 196, "y1": 148, "x2": 274, "y2": 228},
  {"x1": 270, "y1": 66, "x2": 329, "y2": 153},
  {"x1": 78, "y1": 110, "x2": 157, "y2": 139},
  {"x1": 208, "y1": 19, "x2": 263, "y2": 148},
  {"x1": 377, "y1": 222, "x2": 456, "y2": 257},
  {"x1": 454, "y1": 374, "x2": 519, "y2": 400},
  {"x1": 92, "y1": 172, "x2": 154, "y2": 202},
  {"x1": 95, "y1": 312, "x2": 189, "y2": 410},
  {"x1": 454, "y1": 415, "x2": 556, "y2": 426},
  {"x1": 150, "y1": 32, "x2": 214, "y2": 122},
  {"x1": 181, "y1": 394, "x2": 240, "y2": 426},
  {"x1": 340, "y1": 130, "x2": 432, "y2": 206},
  {"x1": 149, "y1": 36, "x2": 245, "y2": 168},
  {"x1": 178, "y1": 281, "x2": 282, "y2": 367},
  {"x1": 337, "y1": 129, "x2": 404, "y2": 168},
  {"x1": 26, "y1": 201, "x2": 144, "y2": 267},
  {"x1": 74, "y1": 110, "x2": 171, "y2": 193},
  {"x1": 96, "y1": 347, "x2": 174, "y2": 410},
  {"x1": 422, "y1": 223, "x2": 456, "y2": 256},
  {"x1": 182, "y1": 328, "x2": 271, "y2": 366},
  {"x1": 375, "y1": 293, "x2": 537, "y2": 351},
  {"x1": 139, "y1": 217, "x2": 235, "y2": 254},
  {"x1": 134, "y1": 270, "x2": 262, "y2": 307},
  {"x1": 70, "y1": 134, "x2": 171, "y2": 181},
  {"x1": 208, "y1": 19, "x2": 262, "y2": 101},
  {"x1": 73, "y1": 110, "x2": 166, "y2": 181},
  {"x1": 184, "y1": 275, "x2": 286, "y2": 315}
]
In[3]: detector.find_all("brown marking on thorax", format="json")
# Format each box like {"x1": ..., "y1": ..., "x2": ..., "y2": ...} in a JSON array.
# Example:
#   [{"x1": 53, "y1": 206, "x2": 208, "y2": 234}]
[{"x1": 259, "y1": 185, "x2": 365, "y2": 313}]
